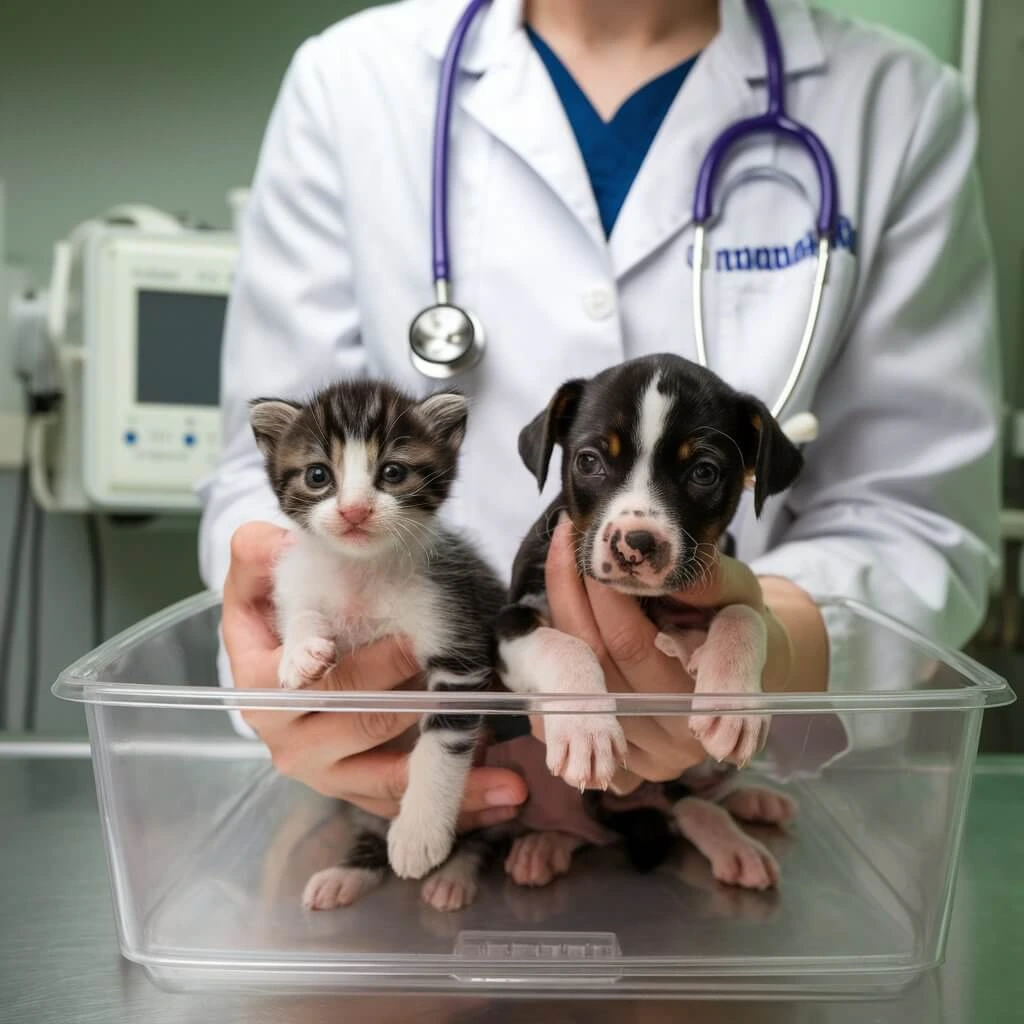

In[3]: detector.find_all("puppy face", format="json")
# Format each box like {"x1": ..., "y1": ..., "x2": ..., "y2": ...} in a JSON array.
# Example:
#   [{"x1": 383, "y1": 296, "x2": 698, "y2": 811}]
[
  {"x1": 519, "y1": 355, "x2": 803, "y2": 595},
  {"x1": 250, "y1": 382, "x2": 467, "y2": 560}
]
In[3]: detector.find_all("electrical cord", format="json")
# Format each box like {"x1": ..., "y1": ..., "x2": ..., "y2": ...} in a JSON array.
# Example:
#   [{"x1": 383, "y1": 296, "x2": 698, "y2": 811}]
[
  {"x1": 23, "y1": 492, "x2": 44, "y2": 734},
  {"x1": 85, "y1": 514, "x2": 105, "y2": 648},
  {"x1": 0, "y1": 401, "x2": 32, "y2": 732}
]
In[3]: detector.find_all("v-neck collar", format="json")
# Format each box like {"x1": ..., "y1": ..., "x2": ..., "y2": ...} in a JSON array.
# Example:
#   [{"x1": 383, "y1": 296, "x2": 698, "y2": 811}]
[{"x1": 525, "y1": 26, "x2": 698, "y2": 129}]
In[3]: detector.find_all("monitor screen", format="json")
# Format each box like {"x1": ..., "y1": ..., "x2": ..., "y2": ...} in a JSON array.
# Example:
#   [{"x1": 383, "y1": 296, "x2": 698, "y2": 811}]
[{"x1": 135, "y1": 289, "x2": 226, "y2": 407}]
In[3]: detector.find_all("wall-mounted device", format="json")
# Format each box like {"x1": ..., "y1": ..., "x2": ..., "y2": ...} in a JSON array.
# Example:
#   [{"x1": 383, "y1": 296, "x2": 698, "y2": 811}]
[{"x1": 14, "y1": 202, "x2": 241, "y2": 512}]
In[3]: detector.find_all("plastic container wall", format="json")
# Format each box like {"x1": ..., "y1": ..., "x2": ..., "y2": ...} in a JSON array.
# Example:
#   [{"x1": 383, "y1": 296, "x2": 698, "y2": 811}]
[{"x1": 54, "y1": 593, "x2": 1014, "y2": 997}]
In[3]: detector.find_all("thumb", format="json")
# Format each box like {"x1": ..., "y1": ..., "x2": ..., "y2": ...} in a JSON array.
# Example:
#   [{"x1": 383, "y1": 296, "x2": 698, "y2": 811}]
[{"x1": 544, "y1": 516, "x2": 602, "y2": 654}]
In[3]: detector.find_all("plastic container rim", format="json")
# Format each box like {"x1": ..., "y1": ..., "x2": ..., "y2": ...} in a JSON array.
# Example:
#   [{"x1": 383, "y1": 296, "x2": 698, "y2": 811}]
[{"x1": 51, "y1": 590, "x2": 1016, "y2": 715}]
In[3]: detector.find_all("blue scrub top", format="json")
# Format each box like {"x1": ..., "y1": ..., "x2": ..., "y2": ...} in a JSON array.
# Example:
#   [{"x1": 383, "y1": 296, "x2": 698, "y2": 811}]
[{"x1": 527, "y1": 27, "x2": 699, "y2": 238}]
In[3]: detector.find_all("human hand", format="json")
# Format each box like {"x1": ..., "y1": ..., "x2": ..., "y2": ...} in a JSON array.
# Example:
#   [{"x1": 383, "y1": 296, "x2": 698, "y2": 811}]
[
  {"x1": 541, "y1": 518, "x2": 800, "y2": 790},
  {"x1": 221, "y1": 521, "x2": 528, "y2": 830}
]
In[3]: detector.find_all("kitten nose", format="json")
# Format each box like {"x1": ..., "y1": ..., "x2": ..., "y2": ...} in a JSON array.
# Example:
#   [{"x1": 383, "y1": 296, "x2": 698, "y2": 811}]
[
  {"x1": 625, "y1": 529, "x2": 657, "y2": 558},
  {"x1": 338, "y1": 503, "x2": 372, "y2": 526}
]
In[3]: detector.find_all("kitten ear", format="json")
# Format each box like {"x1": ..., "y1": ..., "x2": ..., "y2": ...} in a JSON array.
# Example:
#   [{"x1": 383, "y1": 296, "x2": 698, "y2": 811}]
[
  {"x1": 249, "y1": 398, "x2": 302, "y2": 459},
  {"x1": 416, "y1": 390, "x2": 468, "y2": 448}
]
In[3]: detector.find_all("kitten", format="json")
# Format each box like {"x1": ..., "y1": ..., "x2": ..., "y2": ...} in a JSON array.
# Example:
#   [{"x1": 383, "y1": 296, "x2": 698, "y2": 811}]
[{"x1": 249, "y1": 380, "x2": 507, "y2": 910}]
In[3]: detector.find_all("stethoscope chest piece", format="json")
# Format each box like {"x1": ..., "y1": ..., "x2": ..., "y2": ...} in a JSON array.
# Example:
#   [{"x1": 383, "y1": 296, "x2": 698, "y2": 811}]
[{"x1": 408, "y1": 302, "x2": 486, "y2": 379}]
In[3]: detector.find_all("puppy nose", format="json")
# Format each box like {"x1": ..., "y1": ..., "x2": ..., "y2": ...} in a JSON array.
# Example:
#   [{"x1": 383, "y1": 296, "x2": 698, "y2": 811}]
[
  {"x1": 339, "y1": 503, "x2": 372, "y2": 525},
  {"x1": 625, "y1": 529, "x2": 657, "y2": 558}
]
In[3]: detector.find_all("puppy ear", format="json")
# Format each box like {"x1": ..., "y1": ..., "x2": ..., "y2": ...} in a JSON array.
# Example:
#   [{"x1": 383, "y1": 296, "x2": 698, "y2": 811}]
[
  {"x1": 517, "y1": 379, "x2": 585, "y2": 491},
  {"x1": 737, "y1": 396, "x2": 803, "y2": 516},
  {"x1": 416, "y1": 390, "x2": 469, "y2": 448},
  {"x1": 249, "y1": 398, "x2": 302, "y2": 459}
]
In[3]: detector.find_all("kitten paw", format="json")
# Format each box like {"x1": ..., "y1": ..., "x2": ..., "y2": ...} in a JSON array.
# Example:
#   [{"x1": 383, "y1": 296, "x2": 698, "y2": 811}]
[
  {"x1": 545, "y1": 714, "x2": 627, "y2": 791},
  {"x1": 388, "y1": 812, "x2": 455, "y2": 880},
  {"x1": 279, "y1": 636, "x2": 335, "y2": 690},
  {"x1": 420, "y1": 864, "x2": 479, "y2": 912},
  {"x1": 504, "y1": 831, "x2": 578, "y2": 887},
  {"x1": 302, "y1": 866, "x2": 384, "y2": 910}
]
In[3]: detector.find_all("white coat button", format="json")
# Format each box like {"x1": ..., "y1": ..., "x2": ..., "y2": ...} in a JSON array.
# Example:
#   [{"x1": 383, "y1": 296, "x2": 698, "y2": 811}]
[{"x1": 583, "y1": 286, "x2": 616, "y2": 320}]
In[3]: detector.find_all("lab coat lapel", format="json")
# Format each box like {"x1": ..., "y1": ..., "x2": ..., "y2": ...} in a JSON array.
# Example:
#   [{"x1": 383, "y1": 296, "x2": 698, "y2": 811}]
[
  {"x1": 461, "y1": 33, "x2": 607, "y2": 252},
  {"x1": 608, "y1": 0, "x2": 828, "y2": 280},
  {"x1": 607, "y1": 38, "x2": 754, "y2": 281}
]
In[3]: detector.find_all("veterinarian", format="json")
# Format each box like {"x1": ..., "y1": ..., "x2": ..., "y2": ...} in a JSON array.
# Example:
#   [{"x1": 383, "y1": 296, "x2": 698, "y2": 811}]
[{"x1": 201, "y1": 0, "x2": 1000, "y2": 825}]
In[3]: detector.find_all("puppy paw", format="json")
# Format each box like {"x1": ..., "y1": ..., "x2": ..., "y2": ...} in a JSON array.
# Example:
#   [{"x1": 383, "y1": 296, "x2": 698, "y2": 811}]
[
  {"x1": 504, "y1": 831, "x2": 578, "y2": 888},
  {"x1": 706, "y1": 831, "x2": 780, "y2": 890},
  {"x1": 723, "y1": 786, "x2": 798, "y2": 826},
  {"x1": 420, "y1": 864, "x2": 479, "y2": 912},
  {"x1": 689, "y1": 711, "x2": 770, "y2": 767},
  {"x1": 388, "y1": 812, "x2": 455, "y2": 880},
  {"x1": 545, "y1": 714, "x2": 627, "y2": 791},
  {"x1": 301, "y1": 866, "x2": 383, "y2": 910},
  {"x1": 279, "y1": 636, "x2": 335, "y2": 690}
]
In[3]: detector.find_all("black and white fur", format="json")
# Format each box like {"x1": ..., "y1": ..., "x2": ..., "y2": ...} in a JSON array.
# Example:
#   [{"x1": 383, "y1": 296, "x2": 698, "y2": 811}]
[
  {"x1": 490, "y1": 353, "x2": 803, "y2": 885},
  {"x1": 250, "y1": 381, "x2": 505, "y2": 909}
]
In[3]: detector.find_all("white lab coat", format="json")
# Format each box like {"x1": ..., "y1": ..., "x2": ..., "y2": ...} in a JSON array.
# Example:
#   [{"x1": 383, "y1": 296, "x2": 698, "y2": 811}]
[{"x1": 198, "y1": 0, "x2": 1001, "y2": 712}]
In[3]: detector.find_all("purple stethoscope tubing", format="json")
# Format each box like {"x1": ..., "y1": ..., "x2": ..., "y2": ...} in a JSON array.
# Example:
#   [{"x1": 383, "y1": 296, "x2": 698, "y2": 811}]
[
  {"x1": 432, "y1": 0, "x2": 491, "y2": 288},
  {"x1": 691, "y1": 0, "x2": 836, "y2": 430},
  {"x1": 692, "y1": 0, "x2": 838, "y2": 237}
]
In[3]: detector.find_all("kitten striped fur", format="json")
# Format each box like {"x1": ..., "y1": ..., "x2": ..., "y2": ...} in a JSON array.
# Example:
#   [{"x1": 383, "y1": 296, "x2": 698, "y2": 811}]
[{"x1": 251, "y1": 380, "x2": 508, "y2": 906}]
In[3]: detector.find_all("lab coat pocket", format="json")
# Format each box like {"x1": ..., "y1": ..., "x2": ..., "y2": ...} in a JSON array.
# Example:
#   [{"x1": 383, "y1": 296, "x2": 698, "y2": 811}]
[{"x1": 710, "y1": 248, "x2": 858, "y2": 407}]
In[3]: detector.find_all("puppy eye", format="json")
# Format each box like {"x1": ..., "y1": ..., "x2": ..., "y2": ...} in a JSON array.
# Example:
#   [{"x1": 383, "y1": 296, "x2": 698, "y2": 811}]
[
  {"x1": 574, "y1": 450, "x2": 605, "y2": 477},
  {"x1": 379, "y1": 462, "x2": 408, "y2": 485},
  {"x1": 305, "y1": 464, "x2": 331, "y2": 488},
  {"x1": 689, "y1": 460, "x2": 720, "y2": 487}
]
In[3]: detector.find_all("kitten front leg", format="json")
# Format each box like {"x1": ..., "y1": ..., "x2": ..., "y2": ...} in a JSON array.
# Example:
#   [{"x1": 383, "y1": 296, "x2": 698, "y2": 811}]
[
  {"x1": 387, "y1": 661, "x2": 487, "y2": 880},
  {"x1": 278, "y1": 608, "x2": 336, "y2": 690},
  {"x1": 496, "y1": 602, "x2": 626, "y2": 792}
]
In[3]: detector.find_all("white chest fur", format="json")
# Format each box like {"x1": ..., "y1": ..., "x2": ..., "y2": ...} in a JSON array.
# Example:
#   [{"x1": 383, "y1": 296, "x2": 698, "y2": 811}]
[{"x1": 273, "y1": 536, "x2": 450, "y2": 661}]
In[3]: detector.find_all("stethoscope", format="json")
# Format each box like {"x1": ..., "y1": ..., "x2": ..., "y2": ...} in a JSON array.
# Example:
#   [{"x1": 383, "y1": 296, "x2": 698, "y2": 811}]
[{"x1": 409, "y1": 0, "x2": 837, "y2": 441}]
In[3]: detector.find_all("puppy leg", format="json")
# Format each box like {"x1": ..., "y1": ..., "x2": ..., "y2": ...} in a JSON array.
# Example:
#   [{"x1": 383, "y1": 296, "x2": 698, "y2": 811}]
[
  {"x1": 420, "y1": 836, "x2": 490, "y2": 912},
  {"x1": 302, "y1": 830, "x2": 388, "y2": 910},
  {"x1": 673, "y1": 797, "x2": 779, "y2": 890},
  {"x1": 722, "y1": 786, "x2": 798, "y2": 827},
  {"x1": 670, "y1": 604, "x2": 769, "y2": 765},
  {"x1": 504, "y1": 831, "x2": 583, "y2": 888},
  {"x1": 497, "y1": 604, "x2": 626, "y2": 792}
]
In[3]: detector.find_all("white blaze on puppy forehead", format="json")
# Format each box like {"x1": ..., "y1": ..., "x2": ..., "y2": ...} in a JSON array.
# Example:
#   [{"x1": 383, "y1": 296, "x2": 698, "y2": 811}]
[{"x1": 611, "y1": 373, "x2": 673, "y2": 518}]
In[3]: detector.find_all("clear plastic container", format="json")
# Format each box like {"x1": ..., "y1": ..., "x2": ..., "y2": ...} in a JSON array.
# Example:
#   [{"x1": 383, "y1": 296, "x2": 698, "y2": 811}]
[{"x1": 53, "y1": 592, "x2": 1014, "y2": 998}]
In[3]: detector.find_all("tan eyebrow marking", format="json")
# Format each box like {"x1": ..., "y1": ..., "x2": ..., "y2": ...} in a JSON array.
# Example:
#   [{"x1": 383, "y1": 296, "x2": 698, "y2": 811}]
[
  {"x1": 606, "y1": 432, "x2": 621, "y2": 458},
  {"x1": 678, "y1": 440, "x2": 694, "y2": 460}
]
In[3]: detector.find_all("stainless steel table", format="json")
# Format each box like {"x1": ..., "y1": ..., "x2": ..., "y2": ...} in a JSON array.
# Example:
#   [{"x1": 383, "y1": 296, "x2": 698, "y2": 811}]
[{"x1": 1, "y1": 750, "x2": 1021, "y2": 1023}]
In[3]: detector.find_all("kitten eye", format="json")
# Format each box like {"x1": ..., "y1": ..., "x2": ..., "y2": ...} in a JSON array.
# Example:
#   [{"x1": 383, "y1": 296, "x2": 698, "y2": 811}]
[
  {"x1": 379, "y1": 462, "x2": 408, "y2": 485},
  {"x1": 689, "y1": 460, "x2": 721, "y2": 487},
  {"x1": 305, "y1": 464, "x2": 331, "y2": 489},
  {"x1": 575, "y1": 449, "x2": 605, "y2": 477}
]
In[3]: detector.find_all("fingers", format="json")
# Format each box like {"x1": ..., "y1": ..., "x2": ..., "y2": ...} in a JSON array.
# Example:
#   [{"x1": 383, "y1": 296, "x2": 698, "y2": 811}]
[
  {"x1": 322, "y1": 634, "x2": 421, "y2": 692},
  {"x1": 317, "y1": 752, "x2": 527, "y2": 828},
  {"x1": 672, "y1": 554, "x2": 763, "y2": 610},
  {"x1": 227, "y1": 521, "x2": 295, "y2": 604},
  {"x1": 584, "y1": 577, "x2": 686, "y2": 693},
  {"x1": 223, "y1": 523, "x2": 293, "y2": 690},
  {"x1": 544, "y1": 517, "x2": 603, "y2": 655}
]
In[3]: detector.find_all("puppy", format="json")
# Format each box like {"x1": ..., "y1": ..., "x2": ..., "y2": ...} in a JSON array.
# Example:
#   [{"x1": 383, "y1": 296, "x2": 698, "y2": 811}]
[{"x1": 490, "y1": 353, "x2": 803, "y2": 888}]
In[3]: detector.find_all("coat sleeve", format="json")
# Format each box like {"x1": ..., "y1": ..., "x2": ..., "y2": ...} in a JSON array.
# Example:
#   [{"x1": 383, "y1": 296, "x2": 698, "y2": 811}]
[
  {"x1": 749, "y1": 66, "x2": 1001, "y2": 753},
  {"x1": 197, "y1": 34, "x2": 366, "y2": 594}
]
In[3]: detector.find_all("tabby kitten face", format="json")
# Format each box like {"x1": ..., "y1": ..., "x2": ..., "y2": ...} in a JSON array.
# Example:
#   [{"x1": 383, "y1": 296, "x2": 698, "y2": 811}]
[{"x1": 250, "y1": 381, "x2": 468, "y2": 559}]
